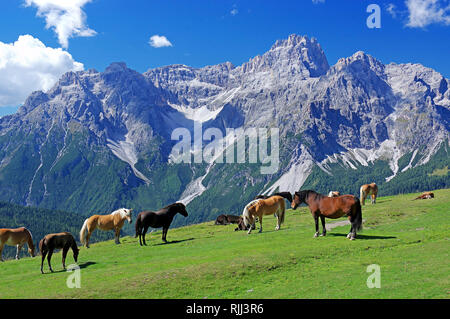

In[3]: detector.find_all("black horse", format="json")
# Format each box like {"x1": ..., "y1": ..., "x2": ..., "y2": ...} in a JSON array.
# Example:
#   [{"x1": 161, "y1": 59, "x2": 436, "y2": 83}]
[
  {"x1": 135, "y1": 203, "x2": 188, "y2": 246},
  {"x1": 255, "y1": 191, "x2": 293, "y2": 203},
  {"x1": 39, "y1": 232, "x2": 79, "y2": 274}
]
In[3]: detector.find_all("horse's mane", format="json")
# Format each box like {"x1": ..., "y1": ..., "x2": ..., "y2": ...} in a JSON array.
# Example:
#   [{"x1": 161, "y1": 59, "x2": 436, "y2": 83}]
[
  {"x1": 295, "y1": 190, "x2": 325, "y2": 201},
  {"x1": 111, "y1": 208, "x2": 130, "y2": 216},
  {"x1": 162, "y1": 202, "x2": 185, "y2": 210}
]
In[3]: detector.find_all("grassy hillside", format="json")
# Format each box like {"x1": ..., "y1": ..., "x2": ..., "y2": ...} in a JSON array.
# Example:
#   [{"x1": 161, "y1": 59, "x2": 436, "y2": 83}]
[{"x1": 0, "y1": 189, "x2": 449, "y2": 299}]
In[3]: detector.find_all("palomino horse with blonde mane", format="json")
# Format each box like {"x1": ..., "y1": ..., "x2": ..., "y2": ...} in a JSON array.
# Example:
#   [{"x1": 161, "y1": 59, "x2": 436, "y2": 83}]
[
  {"x1": 292, "y1": 190, "x2": 362, "y2": 240},
  {"x1": 80, "y1": 208, "x2": 133, "y2": 248},
  {"x1": 0, "y1": 227, "x2": 35, "y2": 261},
  {"x1": 360, "y1": 183, "x2": 378, "y2": 205},
  {"x1": 242, "y1": 196, "x2": 285, "y2": 234}
]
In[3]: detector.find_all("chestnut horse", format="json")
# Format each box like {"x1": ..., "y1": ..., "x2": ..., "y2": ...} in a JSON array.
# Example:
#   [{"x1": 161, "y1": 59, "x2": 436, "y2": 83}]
[
  {"x1": 0, "y1": 227, "x2": 35, "y2": 261},
  {"x1": 80, "y1": 208, "x2": 133, "y2": 248},
  {"x1": 242, "y1": 196, "x2": 285, "y2": 234},
  {"x1": 135, "y1": 203, "x2": 188, "y2": 246},
  {"x1": 39, "y1": 232, "x2": 79, "y2": 274},
  {"x1": 291, "y1": 190, "x2": 362, "y2": 240},
  {"x1": 360, "y1": 183, "x2": 378, "y2": 205}
]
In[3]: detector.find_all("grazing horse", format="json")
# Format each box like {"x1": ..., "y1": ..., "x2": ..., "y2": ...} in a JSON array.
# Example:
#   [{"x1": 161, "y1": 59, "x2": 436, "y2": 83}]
[
  {"x1": 242, "y1": 196, "x2": 285, "y2": 234},
  {"x1": 360, "y1": 183, "x2": 378, "y2": 205},
  {"x1": 0, "y1": 227, "x2": 35, "y2": 261},
  {"x1": 39, "y1": 232, "x2": 79, "y2": 274},
  {"x1": 135, "y1": 203, "x2": 188, "y2": 246},
  {"x1": 80, "y1": 208, "x2": 133, "y2": 248},
  {"x1": 215, "y1": 214, "x2": 242, "y2": 225},
  {"x1": 255, "y1": 191, "x2": 293, "y2": 203},
  {"x1": 292, "y1": 190, "x2": 362, "y2": 240},
  {"x1": 328, "y1": 191, "x2": 340, "y2": 197}
]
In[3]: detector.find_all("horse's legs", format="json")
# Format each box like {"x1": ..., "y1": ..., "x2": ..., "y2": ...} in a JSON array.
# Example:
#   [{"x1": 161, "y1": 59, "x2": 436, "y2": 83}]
[
  {"x1": 371, "y1": 194, "x2": 376, "y2": 204},
  {"x1": 0, "y1": 243, "x2": 4, "y2": 262},
  {"x1": 85, "y1": 231, "x2": 92, "y2": 248},
  {"x1": 62, "y1": 245, "x2": 69, "y2": 270},
  {"x1": 114, "y1": 228, "x2": 121, "y2": 244},
  {"x1": 347, "y1": 225, "x2": 353, "y2": 239},
  {"x1": 313, "y1": 216, "x2": 319, "y2": 237},
  {"x1": 47, "y1": 249, "x2": 54, "y2": 272},
  {"x1": 320, "y1": 216, "x2": 326, "y2": 236},
  {"x1": 40, "y1": 248, "x2": 47, "y2": 274},
  {"x1": 162, "y1": 227, "x2": 168, "y2": 243},
  {"x1": 142, "y1": 226, "x2": 149, "y2": 246},
  {"x1": 15, "y1": 244, "x2": 23, "y2": 260}
]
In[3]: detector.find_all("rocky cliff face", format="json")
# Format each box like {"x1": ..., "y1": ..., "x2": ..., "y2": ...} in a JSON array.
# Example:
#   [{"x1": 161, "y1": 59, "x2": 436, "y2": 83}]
[{"x1": 0, "y1": 34, "x2": 448, "y2": 222}]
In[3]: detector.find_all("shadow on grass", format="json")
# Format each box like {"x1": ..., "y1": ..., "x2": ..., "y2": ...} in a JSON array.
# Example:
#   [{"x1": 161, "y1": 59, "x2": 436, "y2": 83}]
[
  {"x1": 41, "y1": 261, "x2": 97, "y2": 274},
  {"x1": 151, "y1": 238, "x2": 195, "y2": 246},
  {"x1": 329, "y1": 233, "x2": 397, "y2": 240}
]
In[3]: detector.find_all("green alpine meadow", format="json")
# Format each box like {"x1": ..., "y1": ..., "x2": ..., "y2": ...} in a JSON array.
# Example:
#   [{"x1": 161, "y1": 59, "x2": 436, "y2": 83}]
[{"x1": 0, "y1": 189, "x2": 448, "y2": 299}]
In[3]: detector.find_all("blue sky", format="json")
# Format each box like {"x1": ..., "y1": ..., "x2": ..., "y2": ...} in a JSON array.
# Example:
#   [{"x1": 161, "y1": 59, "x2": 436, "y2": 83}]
[{"x1": 0, "y1": 0, "x2": 449, "y2": 116}]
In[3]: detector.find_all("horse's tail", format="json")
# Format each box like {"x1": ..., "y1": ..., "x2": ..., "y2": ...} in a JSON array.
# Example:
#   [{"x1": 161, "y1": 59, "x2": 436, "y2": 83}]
[
  {"x1": 135, "y1": 215, "x2": 142, "y2": 238},
  {"x1": 359, "y1": 186, "x2": 365, "y2": 205},
  {"x1": 80, "y1": 219, "x2": 89, "y2": 246},
  {"x1": 351, "y1": 198, "x2": 363, "y2": 232},
  {"x1": 38, "y1": 237, "x2": 46, "y2": 255}
]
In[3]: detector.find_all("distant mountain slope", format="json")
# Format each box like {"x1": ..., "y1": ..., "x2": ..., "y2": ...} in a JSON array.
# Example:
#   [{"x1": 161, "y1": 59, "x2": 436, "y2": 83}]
[{"x1": 0, "y1": 34, "x2": 448, "y2": 225}]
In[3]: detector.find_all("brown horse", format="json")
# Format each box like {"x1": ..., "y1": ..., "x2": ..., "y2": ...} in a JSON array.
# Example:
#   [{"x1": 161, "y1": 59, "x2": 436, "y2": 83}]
[
  {"x1": 291, "y1": 190, "x2": 362, "y2": 240},
  {"x1": 80, "y1": 208, "x2": 133, "y2": 248},
  {"x1": 413, "y1": 191, "x2": 434, "y2": 200},
  {"x1": 135, "y1": 203, "x2": 188, "y2": 246},
  {"x1": 39, "y1": 232, "x2": 79, "y2": 274},
  {"x1": 242, "y1": 196, "x2": 285, "y2": 234},
  {"x1": 360, "y1": 183, "x2": 378, "y2": 205},
  {"x1": 0, "y1": 227, "x2": 35, "y2": 261}
]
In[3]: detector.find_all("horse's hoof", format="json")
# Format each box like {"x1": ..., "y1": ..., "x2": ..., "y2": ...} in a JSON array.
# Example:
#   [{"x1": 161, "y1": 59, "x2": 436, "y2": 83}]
[
  {"x1": 346, "y1": 233, "x2": 352, "y2": 239},
  {"x1": 313, "y1": 233, "x2": 319, "y2": 238},
  {"x1": 320, "y1": 233, "x2": 326, "y2": 237},
  {"x1": 350, "y1": 237, "x2": 355, "y2": 240}
]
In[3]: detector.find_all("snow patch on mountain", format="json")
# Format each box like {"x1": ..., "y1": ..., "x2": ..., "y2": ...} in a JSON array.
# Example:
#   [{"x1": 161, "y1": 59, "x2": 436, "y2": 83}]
[{"x1": 107, "y1": 133, "x2": 150, "y2": 184}]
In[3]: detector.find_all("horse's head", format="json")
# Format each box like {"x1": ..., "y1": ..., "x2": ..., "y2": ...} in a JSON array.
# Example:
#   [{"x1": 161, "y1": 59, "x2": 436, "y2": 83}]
[
  {"x1": 242, "y1": 201, "x2": 258, "y2": 227},
  {"x1": 73, "y1": 247, "x2": 79, "y2": 263},
  {"x1": 122, "y1": 208, "x2": 133, "y2": 224},
  {"x1": 28, "y1": 244, "x2": 36, "y2": 258},
  {"x1": 291, "y1": 191, "x2": 308, "y2": 209},
  {"x1": 175, "y1": 203, "x2": 188, "y2": 217}
]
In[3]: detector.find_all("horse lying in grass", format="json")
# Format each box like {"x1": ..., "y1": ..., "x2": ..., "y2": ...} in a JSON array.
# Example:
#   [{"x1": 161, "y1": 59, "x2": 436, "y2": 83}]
[
  {"x1": 292, "y1": 190, "x2": 362, "y2": 240},
  {"x1": 80, "y1": 208, "x2": 133, "y2": 248},
  {"x1": 242, "y1": 196, "x2": 285, "y2": 234},
  {"x1": 215, "y1": 214, "x2": 242, "y2": 225},
  {"x1": 40, "y1": 232, "x2": 79, "y2": 274},
  {"x1": 0, "y1": 227, "x2": 35, "y2": 261},
  {"x1": 135, "y1": 203, "x2": 188, "y2": 246}
]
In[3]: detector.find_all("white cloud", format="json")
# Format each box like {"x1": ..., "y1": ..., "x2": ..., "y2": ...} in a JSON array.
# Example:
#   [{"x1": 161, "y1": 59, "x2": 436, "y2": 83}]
[
  {"x1": 0, "y1": 35, "x2": 84, "y2": 107},
  {"x1": 230, "y1": 8, "x2": 239, "y2": 16},
  {"x1": 149, "y1": 35, "x2": 173, "y2": 48},
  {"x1": 386, "y1": 3, "x2": 398, "y2": 18},
  {"x1": 312, "y1": 0, "x2": 325, "y2": 4},
  {"x1": 405, "y1": 0, "x2": 450, "y2": 27},
  {"x1": 24, "y1": 0, "x2": 96, "y2": 49}
]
